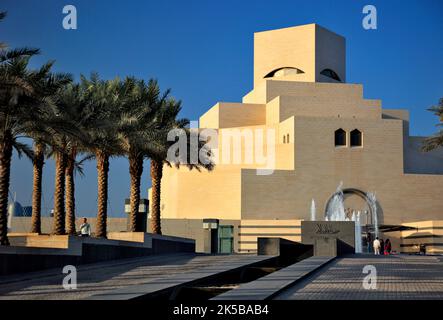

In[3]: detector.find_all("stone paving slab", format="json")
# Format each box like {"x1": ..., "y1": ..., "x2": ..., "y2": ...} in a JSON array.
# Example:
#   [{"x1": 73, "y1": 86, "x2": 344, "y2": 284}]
[
  {"x1": 213, "y1": 256, "x2": 334, "y2": 300},
  {"x1": 88, "y1": 255, "x2": 275, "y2": 300},
  {"x1": 274, "y1": 254, "x2": 443, "y2": 300},
  {"x1": 0, "y1": 254, "x2": 267, "y2": 300}
]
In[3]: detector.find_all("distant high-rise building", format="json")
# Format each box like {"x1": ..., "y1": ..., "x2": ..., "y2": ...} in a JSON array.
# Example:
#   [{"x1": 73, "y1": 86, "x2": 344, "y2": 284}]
[
  {"x1": 22, "y1": 206, "x2": 32, "y2": 217},
  {"x1": 8, "y1": 201, "x2": 23, "y2": 217}
]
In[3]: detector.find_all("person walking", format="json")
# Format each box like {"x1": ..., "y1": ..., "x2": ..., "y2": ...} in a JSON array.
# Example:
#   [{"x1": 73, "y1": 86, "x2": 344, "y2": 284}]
[
  {"x1": 373, "y1": 237, "x2": 381, "y2": 255},
  {"x1": 79, "y1": 217, "x2": 91, "y2": 237},
  {"x1": 385, "y1": 239, "x2": 392, "y2": 255},
  {"x1": 380, "y1": 239, "x2": 385, "y2": 256}
]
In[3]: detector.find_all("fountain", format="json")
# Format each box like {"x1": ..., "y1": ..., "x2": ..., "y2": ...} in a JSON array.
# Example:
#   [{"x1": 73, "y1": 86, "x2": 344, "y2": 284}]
[
  {"x1": 325, "y1": 182, "x2": 365, "y2": 253},
  {"x1": 310, "y1": 199, "x2": 316, "y2": 221},
  {"x1": 325, "y1": 182, "x2": 346, "y2": 221},
  {"x1": 351, "y1": 210, "x2": 363, "y2": 253},
  {"x1": 367, "y1": 191, "x2": 379, "y2": 238}
]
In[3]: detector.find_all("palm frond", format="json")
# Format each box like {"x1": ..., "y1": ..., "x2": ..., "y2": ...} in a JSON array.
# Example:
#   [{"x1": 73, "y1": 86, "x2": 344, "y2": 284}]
[
  {"x1": 13, "y1": 140, "x2": 34, "y2": 160},
  {"x1": 0, "y1": 47, "x2": 40, "y2": 62},
  {"x1": 422, "y1": 130, "x2": 443, "y2": 152},
  {"x1": 73, "y1": 156, "x2": 89, "y2": 177},
  {"x1": 423, "y1": 98, "x2": 443, "y2": 152}
]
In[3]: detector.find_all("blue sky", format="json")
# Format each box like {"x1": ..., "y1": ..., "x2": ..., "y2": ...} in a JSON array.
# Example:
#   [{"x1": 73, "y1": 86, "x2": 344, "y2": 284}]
[{"x1": 2, "y1": 0, "x2": 443, "y2": 217}]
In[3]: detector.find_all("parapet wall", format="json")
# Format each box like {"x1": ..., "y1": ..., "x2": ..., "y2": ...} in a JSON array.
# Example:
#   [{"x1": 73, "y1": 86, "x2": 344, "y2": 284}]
[{"x1": 0, "y1": 233, "x2": 195, "y2": 276}]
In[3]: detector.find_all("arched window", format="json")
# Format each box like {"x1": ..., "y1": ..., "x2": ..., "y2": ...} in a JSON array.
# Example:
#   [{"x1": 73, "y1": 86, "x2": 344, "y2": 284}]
[
  {"x1": 320, "y1": 69, "x2": 342, "y2": 82},
  {"x1": 350, "y1": 129, "x2": 362, "y2": 147},
  {"x1": 286, "y1": 134, "x2": 290, "y2": 143},
  {"x1": 264, "y1": 67, "x2": 305, "y2": 78},
  {"x1": 335, "y1": 128, "x2": 346, "y2": 147},
  {"x1": 283, "y1": 135, "x2": 286, "y2": 144}
]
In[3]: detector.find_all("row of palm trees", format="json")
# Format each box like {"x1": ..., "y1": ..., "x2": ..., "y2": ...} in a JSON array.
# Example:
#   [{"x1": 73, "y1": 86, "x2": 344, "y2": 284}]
[{"x1": 0, "y1": 12, "x2": 213, "y2": 245}]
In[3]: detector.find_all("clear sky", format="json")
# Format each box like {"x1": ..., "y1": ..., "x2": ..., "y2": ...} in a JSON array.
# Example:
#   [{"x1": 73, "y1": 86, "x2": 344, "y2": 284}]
[{"x1": 2, "y1": 0, "x2": 443, "y2": 217}]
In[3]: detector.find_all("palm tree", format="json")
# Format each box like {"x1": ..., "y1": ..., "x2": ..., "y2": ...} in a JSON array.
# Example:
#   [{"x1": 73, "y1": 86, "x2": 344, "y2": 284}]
[
  {"x1": 30, "y1": 141, "x2": 45, "y2": 233},
  {"x1": 23, "y1": 62, "x2": 73, "y2": 234},
  {"x1": 0, "y1": 11, "x2": 70, "y2": 243},
  {"x1": 149, "y1": 98, "x2": 214, "y2": 234},
  {"x1": 117, "y1": 78, "x2": 168, "y2": 232},
  {"x1": 422, "y1": 98, "x2": 443, "y2": 152},
  {"x1": 59, "y1": 84, "x2": 80, "y2": 235},
  {"x1": 47, "y1": 80, "x2": 101, "y2": 236},
  {"x1": 0, "y1": 51, "x2": 70, "y2": 244},
  {"x1": 55, "y1": 83, "x2": 90, "y2": 235},
  {"x1": 80, "y1": 74, "x2": 123, "y2": 237},
  {"x1": 65, "y1": 147, "x2": 78, "y2": 235}
]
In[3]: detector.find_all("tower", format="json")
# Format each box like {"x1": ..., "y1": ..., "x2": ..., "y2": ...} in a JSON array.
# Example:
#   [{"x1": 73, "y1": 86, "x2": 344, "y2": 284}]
[{"x1": 253, "y1": 23, "x2": 346, "y2": 87}]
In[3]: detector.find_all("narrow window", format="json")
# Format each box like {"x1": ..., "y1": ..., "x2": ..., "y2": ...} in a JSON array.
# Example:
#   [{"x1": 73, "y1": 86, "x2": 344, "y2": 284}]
[
  {"x1": 283, "y1": 135, "x2": 286, "y2": 144},
  {"x1": 320, "y1": 69, "x2": 342, "y2": 82},
  {"x1": 286, "y1": 134, "x2": 290, "y2": 143},
  {"x1": 350, "y1": 129, "x2": 362, "y2": 147},
  {"x1": 335, "y1": 129, "x2": 346, "y2": 147}
]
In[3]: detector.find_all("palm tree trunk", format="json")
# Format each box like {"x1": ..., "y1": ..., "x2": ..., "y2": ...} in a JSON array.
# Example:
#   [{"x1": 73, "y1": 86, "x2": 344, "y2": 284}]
[
  {"x1": 95, "y1": 151, "x2": 109, "y2": 238},
  {"x1": 129, "y1": 152, "x2": 143, "y2": 232},
  {"x1": 65, "y1": 148, "x2": 76, "y2": 235},
  {"x1": 52, "y1": 150, "x2": 67, "y2": 235},
  {"x1": 150, "y1": 159, "x2": 163, "y2": 235},
  {"x1": 31, "y1": 142, "x2": 45, "y2": 234},
  {"x1": 0, "y1": 130, "x2": 13, "y2": 245}
]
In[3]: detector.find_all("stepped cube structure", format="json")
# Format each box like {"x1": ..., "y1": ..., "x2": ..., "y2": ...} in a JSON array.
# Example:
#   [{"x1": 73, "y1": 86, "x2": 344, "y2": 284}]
[{"x1": 151, "y1": 24, "x2": 443, "y2": 254}]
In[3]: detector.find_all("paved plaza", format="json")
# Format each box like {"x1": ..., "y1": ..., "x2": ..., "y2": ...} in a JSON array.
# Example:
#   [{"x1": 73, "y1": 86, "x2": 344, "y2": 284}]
[
  {"x1": 1, "y1": 253, "x2": 443, "y2": 300},
  {"x1": 0, "y1": 253, "x2": 260, "y2": 300},
  {"x1": 275, "y1": 254, "x2": 443, "y2": 300}
]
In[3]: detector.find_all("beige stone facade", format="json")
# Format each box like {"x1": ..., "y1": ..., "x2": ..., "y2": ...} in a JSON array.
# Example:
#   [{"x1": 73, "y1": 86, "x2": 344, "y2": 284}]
[{"x1": 155, "y1": 24, "x2": 443, "y2": 253}]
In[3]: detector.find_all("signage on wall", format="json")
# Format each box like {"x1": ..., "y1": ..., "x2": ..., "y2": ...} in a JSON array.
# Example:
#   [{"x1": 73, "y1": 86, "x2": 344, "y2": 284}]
[{"x1": 315, "y1": 223, "x2": 340, "y2": 235}]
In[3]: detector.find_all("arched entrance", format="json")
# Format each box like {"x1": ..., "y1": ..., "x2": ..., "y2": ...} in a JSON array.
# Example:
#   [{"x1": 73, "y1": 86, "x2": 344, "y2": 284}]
[
  {"x1": 324, "y1": 188, "x2": 382, "y2": 253},
  {"x1": 324, "y1": 188, "x2": 379, "y2": 226}
]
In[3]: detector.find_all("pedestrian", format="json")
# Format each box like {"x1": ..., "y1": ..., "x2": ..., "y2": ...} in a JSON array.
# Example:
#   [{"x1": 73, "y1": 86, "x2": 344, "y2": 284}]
[
  {"x1": 79, "y1": 217, "x2": 91, "y2": 237},
  {"x1": 373, "y1": 237, "x2": 381, "y2": 255},
  {"x1": 420, "y1": 244, "x2": 426, "y2": 255},
  {"x1": 380, "y1": 239, "x2": 384, "y2": 256},
  {"x1": 367, "y1": 233, "x2": 373, "y2": 253},
  {"x1": 385, "y1": 238, "x2": 392, "y2": 255}
]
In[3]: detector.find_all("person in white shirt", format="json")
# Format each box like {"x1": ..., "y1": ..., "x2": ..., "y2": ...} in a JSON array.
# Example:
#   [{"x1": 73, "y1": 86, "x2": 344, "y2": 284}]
[
  {"x1": 80, "y1": 217, "x2": 91, "y2": 237},
  {"x1": 373, "y1": 237, "x2": 381, "y2": 255}
]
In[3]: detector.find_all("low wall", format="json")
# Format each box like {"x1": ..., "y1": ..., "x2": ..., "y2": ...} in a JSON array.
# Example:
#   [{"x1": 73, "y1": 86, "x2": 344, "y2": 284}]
[
  {"x1": 9, "y1": 217, "x2": 239, "y2": 253},
  {"x1": 0, "y1": 233, "x2": 195, "y2": 276},
  {"x1": 257, "y1": 237, "x2": 313, "y2": 265}
]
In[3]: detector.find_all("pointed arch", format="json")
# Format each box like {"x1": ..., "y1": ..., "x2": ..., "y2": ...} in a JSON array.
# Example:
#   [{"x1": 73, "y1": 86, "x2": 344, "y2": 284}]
[
  {"x1": 350, "y1": 129, "x2": 363, "y2": 147},
  {"x1": 335, "y1": 128, "x2": 346, "y2": 147}
]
